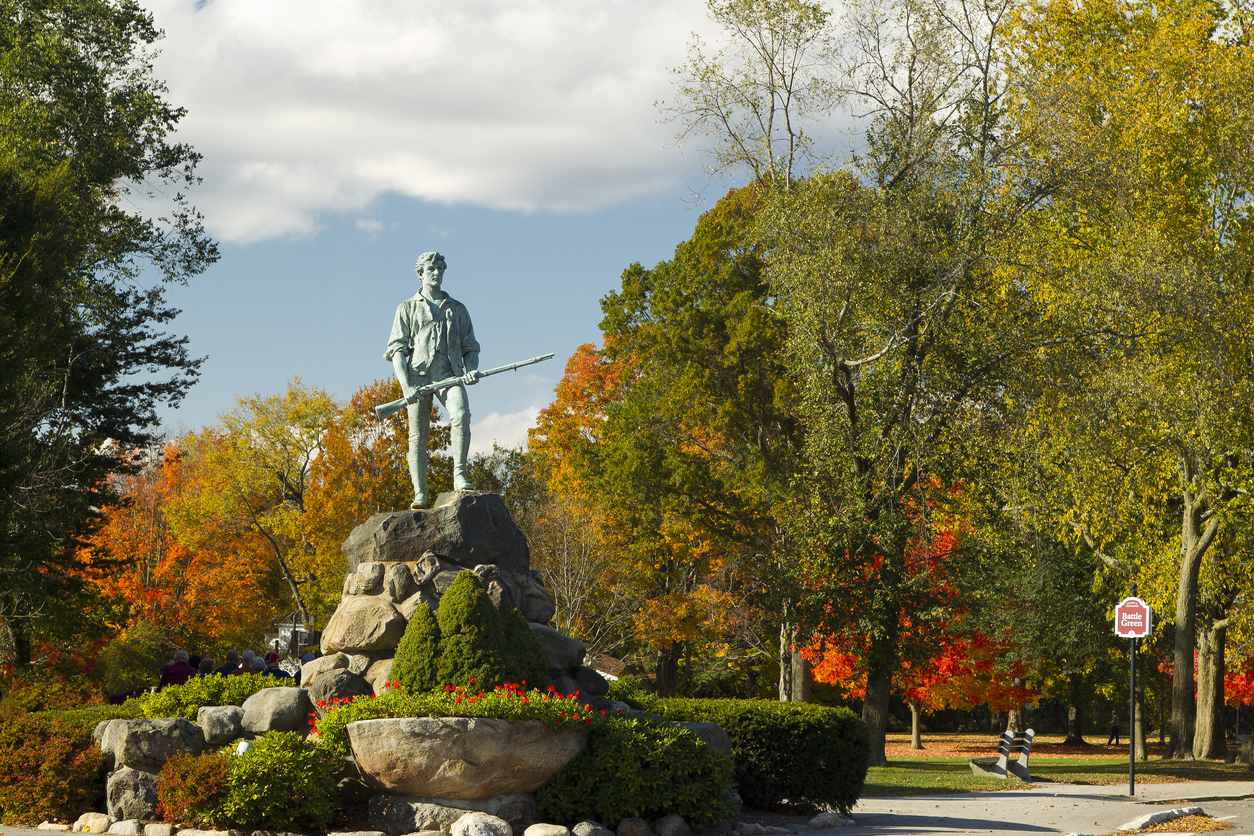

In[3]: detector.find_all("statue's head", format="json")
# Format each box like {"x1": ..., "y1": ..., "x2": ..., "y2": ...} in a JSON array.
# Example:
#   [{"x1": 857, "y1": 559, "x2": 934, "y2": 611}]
[{"x1": 415, "y1": 251, "x2": 446, "y2": 274}]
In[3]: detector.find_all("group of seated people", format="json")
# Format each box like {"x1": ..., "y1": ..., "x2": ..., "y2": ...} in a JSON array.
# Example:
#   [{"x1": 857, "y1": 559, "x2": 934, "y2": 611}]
[{"x1": 158, "y1": 648, "x2": 314, "y2": 689}]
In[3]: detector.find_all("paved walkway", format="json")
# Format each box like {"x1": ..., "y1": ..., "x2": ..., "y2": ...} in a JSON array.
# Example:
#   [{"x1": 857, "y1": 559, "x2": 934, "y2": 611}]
[
  {"x1": 830, "y1": 780, "x2": 1254, "y2": 835},
  {"x1": 2, "y1": 782, "x2": 1253, "y2": 836}
]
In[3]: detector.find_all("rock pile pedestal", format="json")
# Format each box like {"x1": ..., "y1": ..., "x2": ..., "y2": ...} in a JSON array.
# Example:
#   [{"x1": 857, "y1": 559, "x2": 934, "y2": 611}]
[{"x1": 304, "y1": 490, "x2": 611, "y2": 710}]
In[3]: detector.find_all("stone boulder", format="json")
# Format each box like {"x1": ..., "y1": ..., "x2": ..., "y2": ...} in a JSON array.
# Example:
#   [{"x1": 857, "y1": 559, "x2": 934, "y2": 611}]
[
  {"x1": 73, "y1": 813, "x2": 113, "y2": 833},
  {"x1": 302, "y1": 651, "x2": 351, "y2": 686},
  {"x1": 618, "y1": 819, "x2": 653, "y2": 836},
  {"x1": 106, "y1": 767, "x2": 158, "y2": 820},
  {"x1": 678, "y1": 721, "x2": 732, "y2": 757},
  {"x1": 527, "y1": 623, "x2": 585, "y2": 671},
  {"x1": 341, "y1": 492, "x2": 530, "y2": 576},
  {"x1": 572, "y1": 666, "x2": 609, "y2": 697},
  {"x1": 653, "y1": 815, "x2": 691, "y2": 836},
  {"x1": 308, "y1": 669, "x2": 375, "y2": 714},
  {"x1": 347, "y1": 717, "x2": 585, "y2": 799},
  {"x1": 197, "y1": 705, "x2": 245, "y2": 747},
  {"x1": 452, "y1": 813, "x2": 512, "y2": 836},
  {"x1": 321, "y1": 594, "x2": 408, "y2": 654},
  {"x1": 242, "y1": 686, "x2": 313, "y2": 733},
  {"x1": 517, "y1": 572, "x2": 556, "y2": 625},
  {"x1": 572, "y1": 823, "x2": 613, "y2": 836},
  {"x1": 99, "y1": 718, "x2": 204, "y2": 773},
  {"x1": 369, "y1": 797, "x2": 476, "y2": 835},
  {"x1": 525, "y1": 827, "x2": 571, "y2": 836}
]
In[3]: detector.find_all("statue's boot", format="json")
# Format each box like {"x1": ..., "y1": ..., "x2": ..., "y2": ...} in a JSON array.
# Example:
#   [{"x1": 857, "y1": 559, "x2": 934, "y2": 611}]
[
  {"x1": 452, "y1": 423, "x2": 475, "y2": 491},
  {"x1": 408, "y1": 421, "x2": 429, "y2": 508}
]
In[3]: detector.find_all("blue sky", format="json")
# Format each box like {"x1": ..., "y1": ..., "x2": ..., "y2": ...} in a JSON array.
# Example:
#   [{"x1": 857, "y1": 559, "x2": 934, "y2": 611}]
[{"x1": 142, "y1": 0, "x2": 723, "y2": 451}]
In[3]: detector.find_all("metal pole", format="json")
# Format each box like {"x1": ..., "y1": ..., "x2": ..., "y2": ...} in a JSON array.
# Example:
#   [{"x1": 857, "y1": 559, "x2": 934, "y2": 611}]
[{"x1": 1130, "y1": 580, "x2": 1137, "y2": 797}]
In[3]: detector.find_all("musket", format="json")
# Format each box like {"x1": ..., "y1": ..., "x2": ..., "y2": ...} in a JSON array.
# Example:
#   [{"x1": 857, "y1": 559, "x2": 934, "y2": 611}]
[{"x1": 374, "y1": 353, "x2": 556, "y2": 421}]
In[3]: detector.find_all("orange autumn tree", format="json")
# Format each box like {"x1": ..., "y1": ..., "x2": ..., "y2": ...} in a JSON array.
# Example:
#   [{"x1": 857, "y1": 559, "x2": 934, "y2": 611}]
[
  {"x1": 78, "y1": 442, "x2": 282, "y2": 652},
  {"x1": 801, "y1": 505, "x2": 1032, "y2": 747}
]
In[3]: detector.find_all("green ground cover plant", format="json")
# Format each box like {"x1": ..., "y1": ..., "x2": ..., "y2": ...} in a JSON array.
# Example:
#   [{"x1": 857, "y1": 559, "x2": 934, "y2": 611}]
[{"x1": 137, "y1": 673, "x2": 282, "y2": 719}]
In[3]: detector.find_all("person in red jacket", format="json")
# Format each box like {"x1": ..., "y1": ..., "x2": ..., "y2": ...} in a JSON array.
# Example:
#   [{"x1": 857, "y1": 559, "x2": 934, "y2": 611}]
[{"x1": 158, "y1": 651, "x2": 198, "y2": 688}]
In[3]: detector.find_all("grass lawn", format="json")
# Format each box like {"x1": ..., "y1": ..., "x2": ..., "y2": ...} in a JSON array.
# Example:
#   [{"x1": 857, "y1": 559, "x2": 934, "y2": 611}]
[{"x1": 863, "y1": 733, "x2": 1251, "y2": 796}]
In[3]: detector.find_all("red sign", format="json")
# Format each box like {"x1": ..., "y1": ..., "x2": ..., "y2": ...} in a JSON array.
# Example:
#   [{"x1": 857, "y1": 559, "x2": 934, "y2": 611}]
[{"x1": 1115, "y1": 597, "x2": 1152, "y2": 638}]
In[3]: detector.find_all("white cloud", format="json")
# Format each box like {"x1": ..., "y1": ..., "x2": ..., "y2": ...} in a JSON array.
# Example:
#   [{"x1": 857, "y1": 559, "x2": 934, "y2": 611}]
[
  {"x1": 470, "y1": 406, "x2": 541, "y2": 456},
  {"x1": 145, "y1": 0, "x2": 710, "y2": 243}
]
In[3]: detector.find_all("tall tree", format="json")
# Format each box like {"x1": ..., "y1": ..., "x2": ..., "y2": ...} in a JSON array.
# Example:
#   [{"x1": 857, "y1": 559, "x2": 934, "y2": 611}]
[
  {"x1": 165, "y1": 382, "x2": 338, "y2": 636},
  {"x1": 0, "y1": 0, "x2": 216, "y2": 666},
  {"x1": 1005, "y1": 0, "x2": 1254, "y2": 758}
]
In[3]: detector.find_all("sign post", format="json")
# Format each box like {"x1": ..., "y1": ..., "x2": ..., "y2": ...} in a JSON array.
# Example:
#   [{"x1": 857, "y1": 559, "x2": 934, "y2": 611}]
[{"x1": 1115, "y1": 587, "x2": 1151, "y2": 797}]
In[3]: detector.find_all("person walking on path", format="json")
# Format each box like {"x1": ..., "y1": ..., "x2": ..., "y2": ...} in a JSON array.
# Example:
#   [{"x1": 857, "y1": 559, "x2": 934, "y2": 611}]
[{"x1": 1107, "y1": 710, "x2": 1121, "y2": 745}]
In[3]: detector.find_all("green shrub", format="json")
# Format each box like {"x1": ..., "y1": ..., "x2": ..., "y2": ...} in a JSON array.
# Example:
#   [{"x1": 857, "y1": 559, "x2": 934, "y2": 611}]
[
  {"x1": 157, "y1": 750, "x2": 230, "y2": 827},
  {"x1": 138, "y1": 673, "x2": 282, "y2": 719},
  {"x1": 98, "y1": 619, "x2": 164, "y2": 697},
  {"x1": 655, "y1": 698, "x2": 869, "y2": 814},
  {"x1": 391, "y1": 599, "x2": 442, "y2": 693},
  {"x1": 537, "y1": 716, "x2": 734, "y2": 830},
  {"x1": 220, "y1": 732, "x2": 336, "y2": 831},
  {"x1": 55, "y1": 702, "x2": 144, "y2": 728},
  {"x1": 0, "y1": 711, "x2": 106, "y2": 824},
  {"x1": 390, "y1": 570, "x2": 550, "y2": 693},
  {"x1": 605, "y1": 677, "x2": 660, "y2": 713},
  {"x1": 314, "y1": 682, "x2": 595, "y2": 761},
  {"x1": 503, "y1": 608, "x2": 549, "y2": 690}
]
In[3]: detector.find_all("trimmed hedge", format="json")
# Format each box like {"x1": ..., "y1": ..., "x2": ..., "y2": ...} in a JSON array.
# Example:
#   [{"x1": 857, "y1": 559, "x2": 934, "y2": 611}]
[{"x1": 655, "y1": 698, "x2": 869, "y2": 814}]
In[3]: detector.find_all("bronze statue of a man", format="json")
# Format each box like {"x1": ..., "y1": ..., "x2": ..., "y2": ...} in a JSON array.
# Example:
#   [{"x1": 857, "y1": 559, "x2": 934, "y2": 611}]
[{"x1": 385, "y1": 251, "x2": 480, "y2": 508}]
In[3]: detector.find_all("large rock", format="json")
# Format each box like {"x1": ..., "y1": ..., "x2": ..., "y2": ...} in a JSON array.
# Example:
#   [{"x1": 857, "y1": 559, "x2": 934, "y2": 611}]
[
  {"x1": 679, "y1": 721, "x2": 732, "y2": 757},
  {"x1": 369, "y1": 798, "x2": 475, "y2": 836},
  {"x1": 348, "y1": 717, "x2": 585, "y2": 799},
  {"x1": 106, "y1": 767, "x2": 159, "y2": 820},
  {"x1": 308, "y1": 669, "x2": 374, "y2": 714},
  {"x1": 527, "y1": 623, "x2": 586, "y2": 671},
  {"x1": 342, "y1": 492, "x2": 530, "y2": 575},
  {"x1": 572, "y1": 666, "x2": 609, "y2": 697},
  {"x1": 242, "y1": 686, "x2": 313, "y2": 733},
  {"x1": 73, "y1": 813, "x2": 113, "y2": 833},
  {"x1": 385, "y1": 562, "x2": 414, "y2": 601},
  {"x1": 99, "y1": 718, "x2": 204, "y2": 773},
  {"x1": 302, "y1": 651, "x2": 351, "y2": 686},
  {"x1": 517, "y1": 572, "x2": 556, "y2": 625},
  {"x1": 197, "y1": 705, "x2": 245, "y2": 747},
  {"x1": 653, "y1": 815, "x2": 691, "y2": 836},
  {"x1": 321, "y1": 595, "x2": 408, "y2": 654}
]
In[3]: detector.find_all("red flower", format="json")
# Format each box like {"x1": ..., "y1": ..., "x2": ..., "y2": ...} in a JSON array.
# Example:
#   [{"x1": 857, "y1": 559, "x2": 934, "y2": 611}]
[{"x1": 468, "y1": 678, "x2": 476, "y2": 685}]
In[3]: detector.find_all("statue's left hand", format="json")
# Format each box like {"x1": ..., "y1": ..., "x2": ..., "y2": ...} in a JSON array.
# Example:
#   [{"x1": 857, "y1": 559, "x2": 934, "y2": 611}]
[{"x1": 462, "y1": 370, "x2": 480, "y2": 386}]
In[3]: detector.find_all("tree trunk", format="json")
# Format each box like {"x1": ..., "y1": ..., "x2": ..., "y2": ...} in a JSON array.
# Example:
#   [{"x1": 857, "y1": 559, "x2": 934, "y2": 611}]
[
  {"x1": 908, "y1": 697, "x2": 924, "y2": 749},
  {"x1": 1, "y1": 612, "x2": 30, "y2": 668},
  {"x1": 653, "y1": 643, "x2": 689, "y2": 697},
  {"x1": 1007, "y1": 678, "x2": 1027, "y2": 733},
  {"x1": 778, "y1": 623, "x2": 811, "y2": 702},
  {"x1": 1193, "y1": 619, "x2": 1228, "y2": 759},
  {"x1": 1065, "y1": 702, "x2": 1085, "y2": 745},
  {"x1": 1168, "y1": 459, "x2": 1219, "y2": 759},
  {"x1": 862, "y1": 626, "x2": 897, "y2": 768}
]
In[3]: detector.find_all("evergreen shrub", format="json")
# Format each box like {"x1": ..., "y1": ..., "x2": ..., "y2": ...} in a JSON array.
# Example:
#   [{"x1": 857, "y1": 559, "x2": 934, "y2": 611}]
[
  {"x1": 655, "y1": 698, "x2": 869, "y2": 814},
  {"x1": 138, "y1": 673, "x2": 282, "y2": 719},
  {"x1": 605, "y1": 677, "x2": 660, "y2": 713},
  {"x1": 220, "y1": 732, "x2": 335, "y2": 831},
  {"x1": 157, "y1": 750, "x2": 229, "y2": 827},
  {"x1": 537, "y1": 716, "x2": 734, "y2": 830},
  {"x1": 389, "y1": 570, "x2": 549, "y2": 693},
  {"x1": 98, "y1": 619, "x2": 165, "y2": 697},
  {"x1": 0, "y1": 711, "x2": 105, "y2": 823}
]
